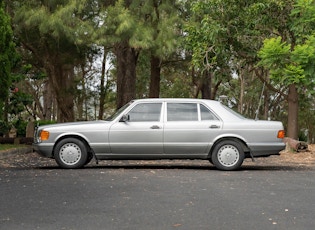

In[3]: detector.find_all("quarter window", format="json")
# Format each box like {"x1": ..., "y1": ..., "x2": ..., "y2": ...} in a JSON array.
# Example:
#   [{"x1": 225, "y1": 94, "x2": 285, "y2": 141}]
[
  {"x1": 127, "y1": 103, "x2": 162, "y2": 122},
  {"x1": 200, "y1": 104, "x2": 218, "y2": 120}
]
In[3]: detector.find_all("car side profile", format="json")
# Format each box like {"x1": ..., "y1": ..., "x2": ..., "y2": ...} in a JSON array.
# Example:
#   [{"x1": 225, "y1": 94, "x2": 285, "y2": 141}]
[{"x1": 33, "y1": 98, "x2": 286, "y2": 170}]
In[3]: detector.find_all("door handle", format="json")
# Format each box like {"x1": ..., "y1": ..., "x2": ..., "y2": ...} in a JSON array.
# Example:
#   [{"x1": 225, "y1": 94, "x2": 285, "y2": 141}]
[
  {"x1": 150, "y1": 125, "x2": 161, "y2": 129},
  {"x1": 209, "y1": 125, "x2": 220, "y2": 129}
]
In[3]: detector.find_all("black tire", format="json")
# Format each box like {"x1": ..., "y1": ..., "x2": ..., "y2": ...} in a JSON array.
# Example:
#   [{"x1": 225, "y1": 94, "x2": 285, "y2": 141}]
[
  {"x1": 84, "y1": 154, "x2": 93, "y2": 166},
  {"x1": 54, "y1": 138, "x2": 88, "y2": 169},
  {"x1": 211, "y1": 140, "x2": 244, "y2": 171}
]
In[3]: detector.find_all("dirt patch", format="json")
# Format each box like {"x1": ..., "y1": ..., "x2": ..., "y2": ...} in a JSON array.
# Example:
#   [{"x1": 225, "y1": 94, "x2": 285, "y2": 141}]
[{"x1": 278, "y1": 144, "x2": 315, "y2": 166}]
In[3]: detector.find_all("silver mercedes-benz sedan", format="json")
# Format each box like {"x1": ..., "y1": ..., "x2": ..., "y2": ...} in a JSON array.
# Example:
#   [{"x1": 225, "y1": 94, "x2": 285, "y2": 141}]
[{"x1": 33, "y1": 98, "x2": 285, "y2": 170}]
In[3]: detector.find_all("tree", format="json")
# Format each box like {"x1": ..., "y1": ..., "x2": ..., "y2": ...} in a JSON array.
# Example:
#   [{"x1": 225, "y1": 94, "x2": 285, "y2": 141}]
[
  {"x1": 144, "y1": 0, "x2": 183, "y2": 98},
  {"x1": 11, "y1": 0, "x2": 94, "y2": 122},
  {"x1": 96, "y1": 0, "x2": 140, "y2": 109},
  {"x1": 258, "y1": 0, "x2": 315, "y2": 139},
  {"x1": 184, "y1": 0, "x2": 254, "y2": 100},
  {"x1": 0, "y1": 0, "x2": 16, "y2": 134},
  {"x1": 95, "y1": 0, "x2": 183, "y2": 108}
]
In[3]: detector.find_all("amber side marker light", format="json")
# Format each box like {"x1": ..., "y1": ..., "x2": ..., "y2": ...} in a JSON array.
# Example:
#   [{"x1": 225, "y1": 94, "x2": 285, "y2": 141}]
[
  {"x1": 277, "y1": 130, "x2": 285, "y2": 139},
  {"x1": 40, "y1": 130, "x2": 50, "y2": 141}
]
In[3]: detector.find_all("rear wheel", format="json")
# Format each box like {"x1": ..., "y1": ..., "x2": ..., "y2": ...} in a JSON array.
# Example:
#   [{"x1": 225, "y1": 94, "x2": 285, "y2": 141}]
[
  {"x1": 211, "y1": 140, "x2": 244, "y2": 171},
  {"x1": 54, "y1": 138, "x2": 88, "y2": 169},
  {"x1": 84, "y1": 154, "x2": 93, "y2": 166}
]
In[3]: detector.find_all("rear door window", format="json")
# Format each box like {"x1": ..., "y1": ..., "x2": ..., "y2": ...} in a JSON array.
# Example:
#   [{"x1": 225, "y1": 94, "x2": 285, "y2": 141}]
[{"x1": 167, "y1": 103, "x2": 198, "y2": 121}]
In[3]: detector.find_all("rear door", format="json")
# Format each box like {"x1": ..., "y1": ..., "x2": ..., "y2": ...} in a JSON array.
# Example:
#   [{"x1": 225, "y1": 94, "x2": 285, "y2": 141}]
[{"x1": 163, "y1": 102, "x2": 222, "y2": 156}]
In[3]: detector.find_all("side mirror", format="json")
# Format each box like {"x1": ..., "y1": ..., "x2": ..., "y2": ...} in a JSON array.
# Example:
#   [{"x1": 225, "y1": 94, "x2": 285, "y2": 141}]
[{"x1": 120, "y1": 114, "x2": 129, "y2": 122}]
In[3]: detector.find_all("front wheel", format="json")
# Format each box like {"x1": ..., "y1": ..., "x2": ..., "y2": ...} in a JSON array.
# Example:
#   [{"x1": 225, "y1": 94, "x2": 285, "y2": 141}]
[
  {"x1": 54, "y1": 138, "x2": 88, "y2": 169},
  {"x1": 211, "y1": 140, "x2": 244, "y2": 171}
]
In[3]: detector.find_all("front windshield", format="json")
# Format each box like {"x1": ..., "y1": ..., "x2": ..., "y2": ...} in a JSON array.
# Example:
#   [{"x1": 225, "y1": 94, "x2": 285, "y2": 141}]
[{"x1": 105, "y1": 101, "x2": 134, "y2": 121}]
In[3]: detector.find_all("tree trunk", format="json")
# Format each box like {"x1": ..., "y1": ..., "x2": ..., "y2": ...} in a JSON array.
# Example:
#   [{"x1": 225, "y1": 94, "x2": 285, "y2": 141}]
[
  {"x1": 149, "y1": 55, "x2": 161, "y2": 98},
  {"x1": 48, "y1": 63, "x2": 75, "y2": 122},
  {"x1": 211, "y1": 80, "x2": 222, "y2": 100},
  {"x1": 98, "y1": 49, "x2": 107, "y2": 119},
  {"x1": 263, "y1": 89, "x2": 269, "y2": 120},
  {"x1": 57, "y1": 67, "x2": 75, "y2": 122},
  {"x1": 76, "y1": 66, "x2": 85, "y2": 121},
  {"x1": 43, "y1": 80, "x2": 53, "y2": 120},
  {"x1": 238, "y1": 74, "x2": 245, "y2": 113},
  {"x1": 201, "y1": 70, "x2": 212, "y2": 99},
  {"x1": 287, "y1": 83, "x2": 298, "y2": 139},
  {"x1": 114, "y1": 41, "x2": 138, "y2": 109}
]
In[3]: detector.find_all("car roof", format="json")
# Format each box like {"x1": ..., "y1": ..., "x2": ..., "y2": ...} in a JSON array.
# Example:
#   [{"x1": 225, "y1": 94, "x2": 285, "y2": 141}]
[{"x1": 132, "y1": 98, "x2": 220, "y2": 104}]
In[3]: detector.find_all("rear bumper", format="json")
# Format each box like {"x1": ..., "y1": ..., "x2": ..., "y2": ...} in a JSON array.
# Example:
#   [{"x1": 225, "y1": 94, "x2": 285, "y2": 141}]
[
  {"x1": 32, "y1": 143, "x2": 54, "y2": 158},
  {"x1": 248, "y1": 142, "x2": 285, "y2": 157}
]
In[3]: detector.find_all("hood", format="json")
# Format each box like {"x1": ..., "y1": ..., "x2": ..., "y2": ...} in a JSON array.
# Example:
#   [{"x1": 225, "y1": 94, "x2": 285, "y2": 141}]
[{"x1": 38, "y1": 120, "x2": 110, "y2": 131}]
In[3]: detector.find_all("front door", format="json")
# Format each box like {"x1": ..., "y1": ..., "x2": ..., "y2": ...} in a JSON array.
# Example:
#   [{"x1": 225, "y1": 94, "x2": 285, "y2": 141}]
[{"x1": 109, "y1": 102, "x2": 163, "y2": 155}]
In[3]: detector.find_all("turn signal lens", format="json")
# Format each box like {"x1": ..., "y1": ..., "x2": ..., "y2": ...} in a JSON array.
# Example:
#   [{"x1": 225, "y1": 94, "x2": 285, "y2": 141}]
[
  {"x1": 277, "y1": 130, "x2": 285, "y2": 139},
  {"x1": 40, "y1": 130, "x2": 50, "y2": 141}
]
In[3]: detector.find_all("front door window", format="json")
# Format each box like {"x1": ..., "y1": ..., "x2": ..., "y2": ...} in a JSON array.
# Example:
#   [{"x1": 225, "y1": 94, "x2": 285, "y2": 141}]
[{"x1": 127, "y1": 103, "x2": 162, "y2": 122}]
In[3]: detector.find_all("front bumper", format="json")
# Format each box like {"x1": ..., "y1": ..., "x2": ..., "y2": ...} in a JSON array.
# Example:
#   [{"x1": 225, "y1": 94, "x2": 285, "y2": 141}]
[{"x1": 32, "y1": 143, "x2": 54, "y2": 158}]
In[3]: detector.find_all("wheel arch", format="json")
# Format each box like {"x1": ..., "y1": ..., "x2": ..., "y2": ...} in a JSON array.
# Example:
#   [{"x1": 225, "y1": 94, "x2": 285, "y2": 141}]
[
  {"x1": 209, "y1": 137, "x2": 250, "y2": 159},
  {"x1": 52, "y1": 134, "x2": 92, "y2": 158}
]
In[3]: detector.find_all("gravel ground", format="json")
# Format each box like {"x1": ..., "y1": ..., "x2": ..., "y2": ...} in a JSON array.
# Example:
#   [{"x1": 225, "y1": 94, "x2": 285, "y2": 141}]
[{"x1": 0, "y1": 145, "x2": 314, "y2": 170}]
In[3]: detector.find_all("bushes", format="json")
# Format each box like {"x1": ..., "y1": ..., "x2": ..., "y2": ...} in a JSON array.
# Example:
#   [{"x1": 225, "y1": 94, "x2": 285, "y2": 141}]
[
  {"x1": 0, "y1": 120, "x2": 10, "y2": 137},
  {"x1": 0, "y1": 119, "x2": 56, "y2": 144},
  {"x1": 13, "y1": 119, "x2": 28, "y2": 137},
  {"x1": 0, "y1": 137, "x2": 33, "y2": 145}
]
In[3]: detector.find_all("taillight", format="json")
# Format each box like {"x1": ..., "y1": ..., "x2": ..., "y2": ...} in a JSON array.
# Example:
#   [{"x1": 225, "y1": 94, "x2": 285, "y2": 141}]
[
  {"x1": 277, "y1": 130, "x2": 285, "y2": 139},
  {"x1": 40, "y1": 130, "x2": 50, "y2": 141}
]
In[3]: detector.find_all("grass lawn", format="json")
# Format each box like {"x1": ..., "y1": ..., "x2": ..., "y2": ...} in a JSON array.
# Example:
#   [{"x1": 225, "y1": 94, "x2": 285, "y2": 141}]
[{"x1": 0, "y1": 144, "x2": 24, "y2": 151}]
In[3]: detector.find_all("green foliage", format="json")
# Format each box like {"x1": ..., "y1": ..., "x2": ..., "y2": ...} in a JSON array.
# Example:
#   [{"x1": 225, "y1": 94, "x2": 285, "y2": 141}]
[
  {"x1": 0, "y1": 2, "x2": 16, "y2": 107},
  {"x1": 258, "y1": 37, "x2": 290, "y2": 67},
  {"x1": 8, "y1": 91, "x2": 33, "y2": 116},
  {"x1": 12, "y1": 119, "x2": 27, "y2": 137},
  {"x1": 184, "y1": 0, "x2": 267, "y2": 100},
  {"x1": 258, "y1": 35, "x2": 315, "y2": 88},
  {"x1": 14, "y1": 0, "x2": 92, "y2": 64},
  {"x1": 160, "y1": 74, "x2": 192, "y2": 98},
  {"x1": 37, "y1": 120, "x2": 57, "y2": 126},
  {"x1": 15, "y1": 0, "x2": 90, "y2": 43},
  {"x1": 97, "y1": 0, "x2": 181, "y2": 57},
  {"x1": 298, "y1": 93, "x2": 315, "y2": 142},
  {"x1": 257, "y1": 0, "x2": 315, "y2": 139},
  {"x1": 290, "y1": 0, "x2": 315, "y2": 41},
  {"x1": 0, "y1": 120, "x2": 10, "y2": 136}
]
